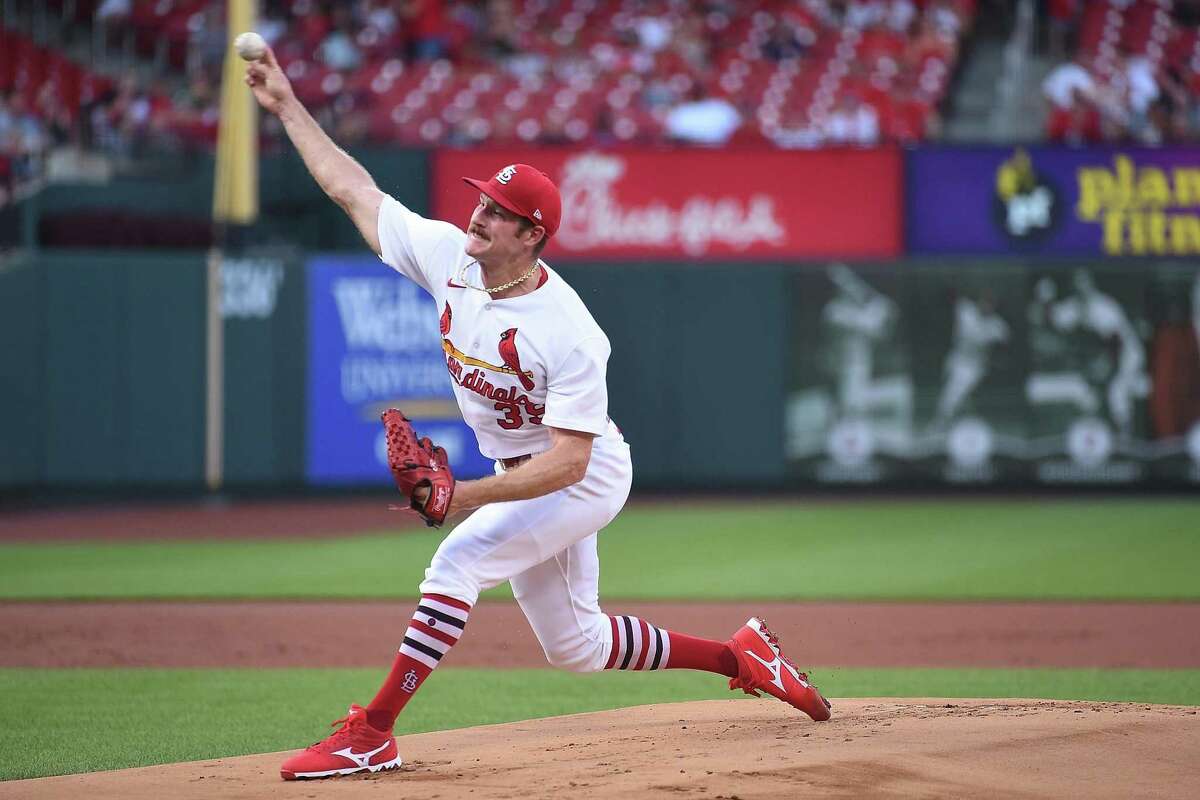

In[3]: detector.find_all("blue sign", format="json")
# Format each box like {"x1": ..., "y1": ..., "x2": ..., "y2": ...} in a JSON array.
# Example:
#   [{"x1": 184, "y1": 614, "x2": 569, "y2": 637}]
[
  {"x1": 306, "y1": 256, "x2": 493, "y2": 484},
  {"x1": 907, "y1": 146, "x2": 1200, "y2": 257}
]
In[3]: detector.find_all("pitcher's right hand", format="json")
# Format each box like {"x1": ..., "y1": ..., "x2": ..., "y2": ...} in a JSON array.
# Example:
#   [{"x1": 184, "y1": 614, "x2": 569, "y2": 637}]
[{"x1": 245, "y1": 44, "x2": 294, "y2": 117}]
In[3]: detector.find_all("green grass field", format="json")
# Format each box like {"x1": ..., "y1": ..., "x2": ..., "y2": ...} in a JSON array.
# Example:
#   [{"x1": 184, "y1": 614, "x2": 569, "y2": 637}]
[
  {"x1": 2, "y1": 667, "x2": 1198, "y2": 781},
  {"x1": 2, "y1": 498, "x2": 1198, "y2": 781},
  {"x1": 1, "y1": 499, "x2": 1197, "y2": 600}
]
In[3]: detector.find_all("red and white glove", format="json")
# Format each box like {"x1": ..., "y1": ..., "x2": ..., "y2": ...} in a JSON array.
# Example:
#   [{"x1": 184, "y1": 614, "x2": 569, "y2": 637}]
[{"x1": 381, "y1": 409, "x2": 455, "y2": 527}]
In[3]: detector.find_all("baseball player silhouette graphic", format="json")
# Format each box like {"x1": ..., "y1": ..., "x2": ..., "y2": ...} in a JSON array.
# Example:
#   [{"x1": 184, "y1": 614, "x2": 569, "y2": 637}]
[{"x1": 244, "y1": 42, "x2": 829, "y2": 782}]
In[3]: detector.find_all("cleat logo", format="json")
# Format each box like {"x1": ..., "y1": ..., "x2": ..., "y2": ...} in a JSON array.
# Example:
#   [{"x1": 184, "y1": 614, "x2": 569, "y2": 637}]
[
  {"x1": 744, "y1": 649, "x2": 809, "y2": 693},
  {"x1": 332, "y1": 740, "x2": 391, "y2": 768}
]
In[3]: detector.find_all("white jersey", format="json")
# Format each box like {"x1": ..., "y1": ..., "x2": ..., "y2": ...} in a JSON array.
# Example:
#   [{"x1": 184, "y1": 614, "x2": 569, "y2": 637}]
[{"x1": 377, "y1": 195, "x2": 620, "y2": 460}]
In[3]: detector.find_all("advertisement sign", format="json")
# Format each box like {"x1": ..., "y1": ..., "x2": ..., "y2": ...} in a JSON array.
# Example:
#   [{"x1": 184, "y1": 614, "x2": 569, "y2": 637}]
[
  {"x1": 786, "y1": 261, "x2": 1200, "y2": 485},
  {"x1": 306, "y1": 256, "x2": 492, "y2": 484},
  {"x1": 908, "y1": 146, "x2": 1200, "y2": 257},
  {"x1": 434, "y1": 148, "x2": 902, "y2": 260}
]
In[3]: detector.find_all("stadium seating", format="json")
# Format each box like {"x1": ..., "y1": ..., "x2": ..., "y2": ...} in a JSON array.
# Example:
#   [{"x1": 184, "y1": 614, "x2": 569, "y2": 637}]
[
  {"x1": 1048, "y1": 0, "x2": 1199, "y2": 143},
  {"x1": 11, "y1": 1, "x2": 1200, "y2": 152},
  {"x1": 6, "y1": 0, "x2": 979, "y2": 149},
  {"x1": 1, "y1": 27, "x2": 115, "y2": 122}
]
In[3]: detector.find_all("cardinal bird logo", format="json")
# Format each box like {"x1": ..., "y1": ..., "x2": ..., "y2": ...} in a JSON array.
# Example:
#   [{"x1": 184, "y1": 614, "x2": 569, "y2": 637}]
[
  {"x1": 440, "y1": 302, "x2": 452, "y2": 336},
  {"x1": 498, "y1": 328, "x2": 535, "y2": 391}
]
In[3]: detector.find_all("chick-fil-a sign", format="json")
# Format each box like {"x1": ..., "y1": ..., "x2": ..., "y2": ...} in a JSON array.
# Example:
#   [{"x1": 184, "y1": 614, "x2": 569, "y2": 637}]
[{"x1": 433, "y1": 148, "x2": 902, "y2": 260}]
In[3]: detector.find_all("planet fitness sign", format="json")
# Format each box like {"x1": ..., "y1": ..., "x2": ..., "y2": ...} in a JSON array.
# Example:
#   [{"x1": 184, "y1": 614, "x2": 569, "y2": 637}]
[{"x1": 908, "y1": 146, "x2": 1200, "y2": 256}]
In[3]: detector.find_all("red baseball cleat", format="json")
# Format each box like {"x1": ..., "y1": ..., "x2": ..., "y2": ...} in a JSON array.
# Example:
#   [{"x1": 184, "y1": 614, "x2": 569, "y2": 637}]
[
  {"x1": 727, "y1": 617, "x2": 832, "y2": 722},
  {"x1": 280, "y1": 704, "x2": 402, "y2": 780}
]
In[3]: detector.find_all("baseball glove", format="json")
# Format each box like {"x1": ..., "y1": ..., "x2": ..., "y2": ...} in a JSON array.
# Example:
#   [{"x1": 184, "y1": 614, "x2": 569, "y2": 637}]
[{"x1": 381, "y1": 409, "x2": 455, "y2": 527}]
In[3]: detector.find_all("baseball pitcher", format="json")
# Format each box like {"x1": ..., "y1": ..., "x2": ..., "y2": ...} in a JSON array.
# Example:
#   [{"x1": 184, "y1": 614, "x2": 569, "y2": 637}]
[{"x1": 244, "y1": 44, "x2": 830, "y2": 782}]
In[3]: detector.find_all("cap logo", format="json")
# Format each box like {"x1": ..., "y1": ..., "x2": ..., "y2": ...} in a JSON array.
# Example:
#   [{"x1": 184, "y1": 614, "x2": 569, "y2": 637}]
[
  {"x1": 532, "y1": 209, "x2": 542, "y2": 220},
  {"x1": 496, "y1": 165, "x2": 518, "y2": 184}
]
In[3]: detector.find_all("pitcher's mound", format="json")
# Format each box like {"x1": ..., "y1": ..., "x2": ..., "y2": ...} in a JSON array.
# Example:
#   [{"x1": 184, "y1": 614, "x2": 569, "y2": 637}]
[{"x1": 7, "y1": 698, "x2": 1198, "y2": 799}]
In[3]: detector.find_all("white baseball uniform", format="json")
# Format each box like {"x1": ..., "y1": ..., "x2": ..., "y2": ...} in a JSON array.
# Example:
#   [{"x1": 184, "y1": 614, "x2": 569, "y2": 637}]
[{"x1": 377, "y1": 194, "x2": 633, "y2": 672}]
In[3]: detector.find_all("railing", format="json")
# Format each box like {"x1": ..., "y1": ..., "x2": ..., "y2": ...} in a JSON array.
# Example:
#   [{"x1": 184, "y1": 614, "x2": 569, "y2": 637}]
[{"x1": 992, "y1": 0, "x2": 1036, "y2": 142}]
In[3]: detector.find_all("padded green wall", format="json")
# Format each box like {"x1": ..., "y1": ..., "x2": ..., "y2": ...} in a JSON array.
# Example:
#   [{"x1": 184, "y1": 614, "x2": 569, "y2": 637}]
[
  {"x1": 220, "y1": 254, "x2": 307, "y2": 485},
  {"x1": 0, "y1": 254, "x2": 45, "y2": 485},
  {"x1": 38, "y1": 252, "x2": 207, "y2": 484},
  {"x1": 557, "y1": 264, "x2": 790, "y2": 488}
]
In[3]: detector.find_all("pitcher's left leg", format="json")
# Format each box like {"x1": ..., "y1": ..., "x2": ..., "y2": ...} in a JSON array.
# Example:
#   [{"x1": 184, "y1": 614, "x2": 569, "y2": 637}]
[
  {"x1": 511, "y1": 537, "x2": 739, "y2": 678},
  {"x1": 510, "y1": 529, "x2": 831, "y2": 720}
]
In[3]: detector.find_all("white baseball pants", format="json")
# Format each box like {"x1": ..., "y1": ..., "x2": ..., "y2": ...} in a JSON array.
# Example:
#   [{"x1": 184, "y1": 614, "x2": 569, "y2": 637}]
[{"x1": 418, "y1": 434, "x2": 633, "y2": 673}]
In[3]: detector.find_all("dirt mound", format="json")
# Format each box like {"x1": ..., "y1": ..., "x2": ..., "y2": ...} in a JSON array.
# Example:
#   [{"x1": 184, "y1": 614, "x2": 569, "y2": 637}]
[{"x1": 5, "y1": 699, "x2": 1196, "y2": 799}]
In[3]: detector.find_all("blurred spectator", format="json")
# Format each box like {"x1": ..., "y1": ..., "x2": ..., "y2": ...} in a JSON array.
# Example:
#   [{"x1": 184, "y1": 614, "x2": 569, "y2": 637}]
[
  {"x1": 1119, "y1": 54, "x2": 1162, "y2": 143},
  {"x1": 927, "y1": 0, "x2": 967, "y2": 37},
  {"x1": 887, "y1": 0, "x2": 917, "y2": 34},
  {"x1": 103, "y1": 74, "x2": 156, "y2": 157},
  {"x1": 190, "y1": 4, "x2": 230, "y2": 75},
  {"x1": 34, "y1": 84, "x2": 76, "y2": 149},
  {"x1": 0, "y1": 93, "x2": 49, "y2": 184},
  {"x1": 762, "y1": 20, "x2": 809, "y2": 62},
  {"x1": 671, "y1": 14, "x2": 712, "y2": 73},
  {"x1": 293, "y1": 0, "x2": 333, "y2": 50},
  {"x1": 365, "y1": 0, "x2": 401, "y2": 38},
  {"x1": 94, "y1": 0, "x2": 131, "y2": 23},
  {"x1": 641, "y1": 76, "x2": 678, "y2": 110},
  {"x1": 664, "y1": 87, "x2": 741, "y2": 145},
  {"x1": 1043, "y1": 54, "x2": 1104, "y2": 146},
  {"x1": 161, "y1": 71, "x2": 219, "y2": 150},
  {"x1": 482, "y1": 0, "x2": 523, "y2": 60},
  {"x1": 405, "y1": 0, "x2": 454, "y2": 62},
  {"x1": 257, "y1": 3, "x2": 291, "y2": 47},
  {"x1": 635, "y1": 14, "x2": 672, "y2": 53},
  {"x1": 319, "y1": 5, "x2": 365, "y2": 71},
  {"x1": 823, "y1": 92, "x2": 880, "y2": 145},
  {"x1": 1042, "y1": 54, "x2": 1095, "y2": 112}
]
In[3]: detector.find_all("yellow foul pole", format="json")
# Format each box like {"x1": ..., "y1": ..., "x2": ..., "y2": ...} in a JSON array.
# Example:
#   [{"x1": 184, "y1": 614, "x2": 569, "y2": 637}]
[
  {"x1": 208, "y1": 0, "x2": 259, "y2": 490},
  {"x1": 213, "y1": 0, "x2": 259, "y2": 225}
]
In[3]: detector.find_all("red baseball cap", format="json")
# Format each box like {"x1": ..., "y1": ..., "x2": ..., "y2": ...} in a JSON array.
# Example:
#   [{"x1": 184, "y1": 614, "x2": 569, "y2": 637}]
[{"x1": 463, "y1": 164, "x2": 562, "y2": 237}]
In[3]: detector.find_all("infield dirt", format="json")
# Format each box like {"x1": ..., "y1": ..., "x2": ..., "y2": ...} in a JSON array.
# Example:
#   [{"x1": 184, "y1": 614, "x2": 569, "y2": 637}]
[
  {"x1": 4, "y1": 699, "x2": 1197, "y2": 799},
  {"x1": 3, "y1": 599, "x2": 1199, "y2": 669}
]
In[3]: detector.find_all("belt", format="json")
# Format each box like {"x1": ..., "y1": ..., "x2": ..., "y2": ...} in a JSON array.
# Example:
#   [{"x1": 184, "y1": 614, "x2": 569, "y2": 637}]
[{"x1": 499, "y1": 454, "x2": 532, "y2": 470}]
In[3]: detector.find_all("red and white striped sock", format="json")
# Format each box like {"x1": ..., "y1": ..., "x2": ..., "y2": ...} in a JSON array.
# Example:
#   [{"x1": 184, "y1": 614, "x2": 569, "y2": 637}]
[
  {"x1": 605, "y1": 615, "x2": 671, "y2": 670},
  {"x1": 365, "y1": 593, "x2": 470, "y2": 731},
  {"x1": 603, "y1": 615, "x2": 737, "y2": 677}
]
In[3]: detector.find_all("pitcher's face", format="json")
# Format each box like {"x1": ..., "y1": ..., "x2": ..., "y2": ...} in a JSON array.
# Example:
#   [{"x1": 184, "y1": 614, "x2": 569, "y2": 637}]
[{"x1": 466, "y1": 193, "x2": 541, "y2": 263}]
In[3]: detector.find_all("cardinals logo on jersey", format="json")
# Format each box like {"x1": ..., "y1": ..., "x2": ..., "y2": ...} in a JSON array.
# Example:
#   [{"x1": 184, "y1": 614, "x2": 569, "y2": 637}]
[
  {"x1": 442, "y1": 335, "x2": 534, "y2": 387},
  {"x1": 498, "y1": 328, "x2": 535, "y2": 391},
  {"x1": 442, "y1": 327, "x2": 543, "y2": 430},
  {"x1": 440, "y1": 302, "x2": 452, "y2": 336}
]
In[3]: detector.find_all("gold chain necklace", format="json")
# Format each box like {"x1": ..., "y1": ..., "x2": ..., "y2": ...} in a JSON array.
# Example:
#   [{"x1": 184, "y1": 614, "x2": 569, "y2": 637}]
[{"x1": 457, "y1": 260, "x2": 540, "y2": 295}]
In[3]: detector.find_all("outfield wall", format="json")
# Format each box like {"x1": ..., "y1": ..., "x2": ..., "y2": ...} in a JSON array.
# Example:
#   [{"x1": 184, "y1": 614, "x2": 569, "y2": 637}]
[
  {"x1": 3, "y1": 144, "x2": 1199, "y2": 491},
  {"x1": 2, "y1": 253, "x2": 1197, "y2": 491}
]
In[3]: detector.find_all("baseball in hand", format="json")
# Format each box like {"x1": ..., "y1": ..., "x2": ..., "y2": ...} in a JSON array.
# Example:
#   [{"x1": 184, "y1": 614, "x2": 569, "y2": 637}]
[{"x1": 234, "y1": 31, "x2": 267, "y2": 61}]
